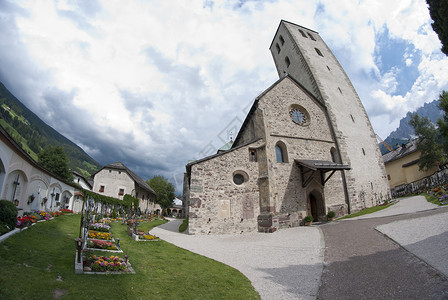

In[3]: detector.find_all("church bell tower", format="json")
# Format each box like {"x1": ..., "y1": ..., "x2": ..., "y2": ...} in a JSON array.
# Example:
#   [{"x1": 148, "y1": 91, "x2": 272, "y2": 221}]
[{"x1": 270, "y1": 20, "x2": 390, "y2": 212}]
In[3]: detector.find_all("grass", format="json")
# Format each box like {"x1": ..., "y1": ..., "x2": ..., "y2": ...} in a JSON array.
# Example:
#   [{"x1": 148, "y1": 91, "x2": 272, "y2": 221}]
[
  {"x1": 339, "y1": 203, "x2": 392, "y2": 220},
  {"x1": 422, "y1": 193, "x2": 447, "y2": 205},
  {"x1": 0, "y1": 214, "x2": 260, "y2": 300},
  {"x1": 136, "y1": 219, "x2": 168, "y2": 232}
]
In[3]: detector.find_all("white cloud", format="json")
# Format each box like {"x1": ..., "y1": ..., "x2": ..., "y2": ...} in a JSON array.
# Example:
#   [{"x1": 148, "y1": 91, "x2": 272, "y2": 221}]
[{"x1": 1, "y1": 0, "x2": 447, "y2": 191}]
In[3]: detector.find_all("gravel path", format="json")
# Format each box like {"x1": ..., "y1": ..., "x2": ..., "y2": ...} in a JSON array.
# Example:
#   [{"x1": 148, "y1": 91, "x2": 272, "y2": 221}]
[{"x1": 151, "y1": 220, "x2": 325, "y2": 300}]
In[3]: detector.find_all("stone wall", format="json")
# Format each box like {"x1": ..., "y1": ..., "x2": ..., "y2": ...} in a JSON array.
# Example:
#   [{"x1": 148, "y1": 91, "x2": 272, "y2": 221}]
[{"x1": 187, "y1": 140, "x2": 263, "y2": 234}]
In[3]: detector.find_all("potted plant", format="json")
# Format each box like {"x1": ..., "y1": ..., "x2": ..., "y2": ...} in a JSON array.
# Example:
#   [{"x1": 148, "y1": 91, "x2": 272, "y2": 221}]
[
  {"x1": 327, "y1": 211, "x2": 336, "y2": 221},
  {"x1": 303, "y1": 215, "x2": 314, "y2": 226}
]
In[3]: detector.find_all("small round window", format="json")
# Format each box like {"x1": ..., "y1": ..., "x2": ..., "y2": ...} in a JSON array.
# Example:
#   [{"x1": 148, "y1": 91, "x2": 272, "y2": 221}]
[
  {"x1": 289, "y1": 105, "x2": 310, "y2": 126},
  {"x1": 233, "y1": 174, "x2": 245, "y2": 185},
  {"x1": 232, "y1": 170, "x2": 248, "y2": 186}
]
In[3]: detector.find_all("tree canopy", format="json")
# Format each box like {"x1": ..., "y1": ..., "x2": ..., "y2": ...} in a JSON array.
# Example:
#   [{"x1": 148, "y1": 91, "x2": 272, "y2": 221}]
[
  {"x1": 427, "y1": 0, "x2": 448, "y2": 55},
  {"x1": 38, "y1": 145, "x2": 73, "y2": 182},
  {"x1": 146, "y1": 175, "x2": 175, "y2": 211},
  {"x1": 409, "y1": 90, "x2": 448, "y2": 170},
  {"x1": 436, "y1": 91, "x2": 448, "y2": 152},
  {"x1": 409, "y1": 113, "x2": 444, "y2": 170}
]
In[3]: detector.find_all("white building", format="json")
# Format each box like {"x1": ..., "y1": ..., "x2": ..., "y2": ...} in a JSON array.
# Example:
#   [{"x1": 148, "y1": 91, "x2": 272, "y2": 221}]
[
  {"x1": 92, "y1": 162, "x2": 158, "y2": 214},
  {"x1": 0, "y1": 125, "x2": 79, "y2": 214}
]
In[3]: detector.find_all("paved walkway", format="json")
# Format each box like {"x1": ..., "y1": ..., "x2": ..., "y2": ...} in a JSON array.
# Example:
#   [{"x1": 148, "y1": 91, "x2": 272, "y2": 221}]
[
  {"x1": 151, "y1": 196, "x2": 448, "y2": 299},
  {"x1": 319, "y1": 197, "x2": 448, "y2": 299},
  {"x1": 348, "y1": 195, "x2": 438, "y2": 219},
  {"x1": 151, "y1": 221, "x2": 324, "y2": 299}
]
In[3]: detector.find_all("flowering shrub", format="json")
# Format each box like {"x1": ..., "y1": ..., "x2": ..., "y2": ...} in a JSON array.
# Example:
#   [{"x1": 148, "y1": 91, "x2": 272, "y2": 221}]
[
  {"x1": 16, "y1": 216, "x2": 33, "y2": 228},
  {"x1": 36, "y1": 210, "x2": 51, "y2": 221},
  {"x1": 50, "y1": 211, "x2": 61, "y2": 217},
  {"x1": 89, "y1": 223, "x2": 111, "y2": 232},
  {"x1": 89, "y1": 255, "x2": 127, "y2": 272},
  {"x1": 60, "y1": 209, "x2": 73, "y2": 214},
  {"x1": 141, "y1": 234, "x2": 158, "y2": 240},
  {"x1": 86, "y1": 239, "x2": 118, "y2": 250},
  {"x1": 88, "y1": 230, "x2": 112, "y2": 240}
]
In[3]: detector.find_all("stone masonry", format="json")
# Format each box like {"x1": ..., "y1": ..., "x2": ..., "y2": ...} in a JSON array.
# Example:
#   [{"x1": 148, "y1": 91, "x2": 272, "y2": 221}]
[{"x1": 183, "y1": 20, "x2": 391, "y2": 234}]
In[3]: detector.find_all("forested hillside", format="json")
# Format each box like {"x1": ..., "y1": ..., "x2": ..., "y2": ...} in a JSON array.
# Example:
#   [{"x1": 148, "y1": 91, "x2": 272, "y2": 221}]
[{"x1": 0, "y1": 82, "x2": 101, "y2": 178}]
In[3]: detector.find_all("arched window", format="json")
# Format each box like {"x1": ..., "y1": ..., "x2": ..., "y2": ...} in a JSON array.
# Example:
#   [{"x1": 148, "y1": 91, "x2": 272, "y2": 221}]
[
  {"x1": 275, "y1": 141, "x2": 288, "y2": 163},
  {"x1": 330, "y1": 147, "x2": 340, "y2": 163}
]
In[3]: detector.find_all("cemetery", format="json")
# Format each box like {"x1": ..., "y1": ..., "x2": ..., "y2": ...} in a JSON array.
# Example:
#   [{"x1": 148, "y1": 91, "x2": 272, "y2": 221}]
[{"x1": 0, "y1": 193, "x2": 259, "y2": 299}]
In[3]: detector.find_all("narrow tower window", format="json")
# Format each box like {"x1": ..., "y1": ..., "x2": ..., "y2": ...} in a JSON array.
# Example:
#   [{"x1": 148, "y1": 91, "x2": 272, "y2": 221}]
[
  {"x1": 362, "y1": 148, "x2": 366, "y2": 155},
  {"x1": 327, "y1": 65, "x2": 331, "y2": 71},
  {"x1": 249, "y1": 149, "x2": 257, "y2": 162},
  {"x1": 315, "y1": 48, "x2": 324, "y2": 57},
  {"x1": 285, "y1": 56, "x2": 290, "y2": 67},
  {"x1": 279, "y1": 35, "x2": 285, "y2": 45},
  {"x1": 338, "y1": 87, "x2": 342, "y2": 94},
  {"x1": 298, "y1": 29, "x2": 307, "y2": 38},
  {"x1": 350, "y1": 114, "x2": 355, "y2": 123},
  {"x1": 307, "y1": 32, "x2": 316, "y2": 41},
  {"x1": 276, "y1": 43, "x2": 280, "y2": 54}
]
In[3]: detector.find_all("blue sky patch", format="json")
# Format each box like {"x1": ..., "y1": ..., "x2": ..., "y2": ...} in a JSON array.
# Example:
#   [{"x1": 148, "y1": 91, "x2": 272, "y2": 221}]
[{"x1": 374, "y1": 27, "x2": 421, "y2": 96}]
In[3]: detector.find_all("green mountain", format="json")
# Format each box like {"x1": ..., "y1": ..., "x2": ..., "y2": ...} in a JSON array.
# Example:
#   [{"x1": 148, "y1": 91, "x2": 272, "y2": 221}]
[
  {"x1": 0, "y1": 81, "x2": 101, "y2": 178},
  {"x1": 379, "y1": 100, "x2": 444, "y2": 154}
]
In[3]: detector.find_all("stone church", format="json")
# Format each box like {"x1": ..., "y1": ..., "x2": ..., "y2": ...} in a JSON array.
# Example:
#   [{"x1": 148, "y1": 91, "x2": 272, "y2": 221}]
[{"x1": 183, "y1": 20, "x2": 390, "y2": 234}]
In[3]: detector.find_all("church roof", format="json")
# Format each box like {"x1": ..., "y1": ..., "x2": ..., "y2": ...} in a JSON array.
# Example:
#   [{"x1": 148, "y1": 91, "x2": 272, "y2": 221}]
[
  {"x1": 233, "y1": 75, "x2": 326, "y2": 147},
  {"x1": 97, "y1": 162, "x2": 156, "y2": 195},
  {"x1": 186, "y1": 138, "x2": 262, "y2": 168},
  {"x1": 217, "y1": 140, "x2": 233, "y2": 153}
]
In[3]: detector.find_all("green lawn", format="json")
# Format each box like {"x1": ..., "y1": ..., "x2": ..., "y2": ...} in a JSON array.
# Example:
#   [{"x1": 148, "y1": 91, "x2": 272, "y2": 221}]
[
  {"x1": 0, "y1": 214, "x2": 260, "y2": 299},
  {"x1": 338, "y1": 203, "x2": 392, "y2": 219},
  {"x1": 136, "y1": 219, "x2": 168, "y2": 232},
  {"x1": 422, "y1": 193, "x2": 448, "y2": 205}
]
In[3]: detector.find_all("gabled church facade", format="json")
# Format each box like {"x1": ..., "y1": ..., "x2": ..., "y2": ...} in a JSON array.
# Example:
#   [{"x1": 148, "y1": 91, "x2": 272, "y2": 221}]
[{"x1": 183, "y1": 20, "x2": 390, "y2": 234}]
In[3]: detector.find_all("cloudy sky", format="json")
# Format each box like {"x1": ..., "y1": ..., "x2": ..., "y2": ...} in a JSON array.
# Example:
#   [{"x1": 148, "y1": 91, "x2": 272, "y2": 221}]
[{"x1": 0, "y1": 0, "x2": 447, "y2": 193}]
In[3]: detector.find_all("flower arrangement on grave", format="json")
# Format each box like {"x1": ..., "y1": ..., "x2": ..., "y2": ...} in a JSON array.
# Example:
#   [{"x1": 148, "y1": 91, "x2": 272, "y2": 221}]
[
  {"x1": 60, "y1": 208, "x2": 73, "y2": 214},
  {"x1": 88, "y1": 230, "x2": 112, "y2": 240},
  {"x1": 36, "y1": 210, "x2": 51, "y2": 221},
  {"x1": 88, "y1": 255, "x2": 127, "y2": 272},
  {"x1": 16, "y1": 216, "x2": 32, "y2": 228},
  {"x1": 89, "y1": 223, "x2": 111, "y2": 232},
  {"x1": 439, "y1": 194, "x2": 448, "y2": 205},
  {"x1": 51, "y1": 211, "x2": 61, "y2": 218},
  {"x1": 86, "y1": 239, "x2": 118, "y2": 250},
  {"x1": 141, "y1": 234, "x2": 159, "y2": 240}
]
